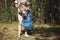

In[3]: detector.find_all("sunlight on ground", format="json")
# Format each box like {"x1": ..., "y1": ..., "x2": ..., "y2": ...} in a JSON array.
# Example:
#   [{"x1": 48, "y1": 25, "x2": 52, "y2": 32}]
[{"x1": 0, "y1": 22, "x2": 60, "y2": 40}]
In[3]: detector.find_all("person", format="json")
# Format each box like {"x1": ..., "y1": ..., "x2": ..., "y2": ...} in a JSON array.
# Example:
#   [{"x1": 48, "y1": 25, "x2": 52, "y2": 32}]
[
  {"x1": 14, "y1": 0, "x2": 26, "y2": 37},
  {"x1": 14, "y1": 0, "x2": 32, "y2": 37},
  {"x1": 21, "y1": 2, "x2": 33, "y2": 37}
]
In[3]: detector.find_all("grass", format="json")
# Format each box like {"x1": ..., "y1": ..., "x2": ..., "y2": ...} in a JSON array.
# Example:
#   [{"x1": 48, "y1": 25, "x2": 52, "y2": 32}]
[
  {"x1": 0, "y1": 22, "x2": 18, "y2": 40},
  {"x1": 0, "y1": 22, "x2": 60, "y2": 40}
]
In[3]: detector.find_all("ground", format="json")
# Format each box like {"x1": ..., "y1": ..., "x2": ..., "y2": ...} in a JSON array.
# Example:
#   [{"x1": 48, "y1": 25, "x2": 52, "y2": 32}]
[{"x1": 0, "y1": 22, "x2": 60, "y2": 40}]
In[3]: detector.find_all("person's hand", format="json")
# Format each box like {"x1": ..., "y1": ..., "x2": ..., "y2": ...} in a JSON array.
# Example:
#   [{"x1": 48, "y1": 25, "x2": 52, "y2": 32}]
[
  {"x1": 19, "y1": 11, "x2": 26, "y2": 19},
  {"x1": 22, "y1": 13, "x2": 26, "y2": 19}
]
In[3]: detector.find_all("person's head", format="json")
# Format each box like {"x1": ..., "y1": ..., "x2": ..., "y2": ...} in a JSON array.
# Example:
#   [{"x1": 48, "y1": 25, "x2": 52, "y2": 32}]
[{"x1": 24, "y1": 2, "x2": 29, "y2": 7}]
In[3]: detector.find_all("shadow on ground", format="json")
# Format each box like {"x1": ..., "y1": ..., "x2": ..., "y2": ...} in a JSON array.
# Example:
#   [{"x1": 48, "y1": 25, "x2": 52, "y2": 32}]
[{"x1": 31, "y1": 27, "x2": 60, "y2": 40}]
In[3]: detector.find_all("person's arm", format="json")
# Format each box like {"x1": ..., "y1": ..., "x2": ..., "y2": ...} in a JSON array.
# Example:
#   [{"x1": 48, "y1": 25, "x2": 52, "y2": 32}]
[
  {"x1": 15, "y1": 4, "x2": 18, "y2": 8},
  {"x1": 14, "y1": 0, "x2": 18, "y2": 8}
]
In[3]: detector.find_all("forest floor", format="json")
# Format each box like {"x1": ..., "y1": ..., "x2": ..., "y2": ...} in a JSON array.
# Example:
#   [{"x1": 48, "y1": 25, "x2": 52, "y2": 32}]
[{"x1": 0, "y1": 22, "x2": 60, "y2": 40}]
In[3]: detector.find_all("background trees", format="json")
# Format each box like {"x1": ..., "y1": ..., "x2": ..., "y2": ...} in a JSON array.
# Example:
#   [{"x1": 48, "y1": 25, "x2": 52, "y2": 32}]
[{"x1": 0, "y1": 0, "x2": 60, "y2": 25}]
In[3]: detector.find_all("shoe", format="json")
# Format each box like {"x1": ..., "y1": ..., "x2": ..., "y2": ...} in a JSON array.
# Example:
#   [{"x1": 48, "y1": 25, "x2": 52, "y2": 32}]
[
  {"x1": 25, "y1": 34, "x2": 30, "y2": 37},
  {"x1": 18, "y1": 35, "x2": 20, "y2": 38}
]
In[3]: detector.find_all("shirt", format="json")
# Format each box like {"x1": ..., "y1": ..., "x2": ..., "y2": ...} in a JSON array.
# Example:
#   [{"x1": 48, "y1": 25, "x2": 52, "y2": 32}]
[{"x1": 14, "y1": 0, "x2": 30, "y2": 13}]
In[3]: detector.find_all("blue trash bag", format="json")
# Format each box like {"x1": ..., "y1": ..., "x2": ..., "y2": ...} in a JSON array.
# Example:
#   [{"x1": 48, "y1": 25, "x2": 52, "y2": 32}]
[{"x1": 22, "y1": 11, "x2": 33, "y2": 29}]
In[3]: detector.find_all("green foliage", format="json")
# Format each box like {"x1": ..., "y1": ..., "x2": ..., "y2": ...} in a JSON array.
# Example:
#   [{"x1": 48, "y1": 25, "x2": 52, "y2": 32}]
[
  {"x1": 0, "y1": 0, "x2": 18, "y2": 22},
  {"x1": 0, "y1": 0, "x2": 60, "y2": 24}
]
